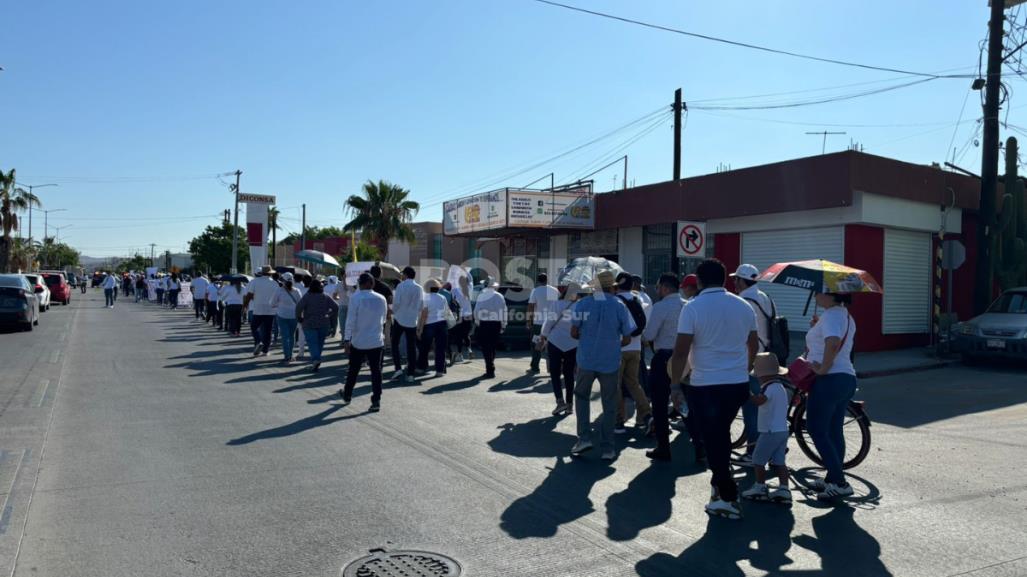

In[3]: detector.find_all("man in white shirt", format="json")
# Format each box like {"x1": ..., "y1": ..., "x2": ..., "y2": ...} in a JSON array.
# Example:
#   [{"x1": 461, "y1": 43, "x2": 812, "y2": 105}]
[
  {"x1": 101, "y1": 273, "x2": 118, "y2": 308},
  {"x1": 324, "y1": 275, "x2": 342, "y2": 338},
  {"x1": 732, "y1": 263, "x2": 774, "y2": 461},
  {"x1": 526, "y1": 273, "x2": 559, "y2": 373},
  {"x1": 191, "y1": 274, "x2": 209, "y2": 320},
  {"x1": 641, "y1": 273, "x2": 686, "y2": 461},
  {"x1": 474, "y1": 280, "x2": 507, "y2": 379},
  {"x1": 244, "y1": 265, "x2": 280, "y2": 357},
  {"x1": 615, "y1": 272, "x2": 652, "y2": 434},
  {"x1": 390, "y1": 267, "x2": 422, "y2": 382},
  {"x1": 340, "y1": 273, "x2": 388, "y2": 412},
  {"x1": 671, "y1": 259, "x2": 758, "y2": 520},
  {"x1": 450, "y1": 275, "x2": 474, "y2": 362},
  {"x1": 206, "y1": 279, "x2": 222, "y2": 329}
]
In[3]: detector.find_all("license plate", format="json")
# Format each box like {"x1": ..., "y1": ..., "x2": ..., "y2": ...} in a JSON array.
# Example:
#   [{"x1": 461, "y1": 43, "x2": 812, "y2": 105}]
[{"x1": 986, "y1": 339, "x2": 1006, "y2": 349}]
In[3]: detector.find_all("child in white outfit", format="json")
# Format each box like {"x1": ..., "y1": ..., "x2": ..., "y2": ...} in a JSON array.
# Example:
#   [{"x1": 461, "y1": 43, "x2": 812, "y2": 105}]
[{"x1": 742, "y1": 352, "x2": 792, "y2": 504}]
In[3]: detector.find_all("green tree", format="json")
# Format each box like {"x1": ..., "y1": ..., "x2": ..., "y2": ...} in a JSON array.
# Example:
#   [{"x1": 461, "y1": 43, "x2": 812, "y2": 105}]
[
  {"x1": 188, "y1": 223, "x2": 248, "y2": 275},
  {"x1": 0, "y1": 168, "x2": 43, "y2": 272},
  {"x1": 115, "y1": 253, "x2": 150, "y2": 274},
  {"x1": 39, "y1": 238, "x2": 80, "y2": 269},
  {"x1": 343, "y1": 180, "x2": 419, "y2": 252},
  {"x1": 339, "y1": 239, "x2": 381, "y2": 264}
]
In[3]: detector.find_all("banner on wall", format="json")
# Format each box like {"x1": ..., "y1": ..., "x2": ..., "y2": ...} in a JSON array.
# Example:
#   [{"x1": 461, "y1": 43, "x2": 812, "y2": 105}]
[
  {"x1": 443, "y1": 189, "x2": 506, "y2": 235},
  {"x1": 241, "y1": 193, "x2": 275, "y2": 274},
  {"x1": 506, "y1": 187, "x2": 594, "y2": 229}
]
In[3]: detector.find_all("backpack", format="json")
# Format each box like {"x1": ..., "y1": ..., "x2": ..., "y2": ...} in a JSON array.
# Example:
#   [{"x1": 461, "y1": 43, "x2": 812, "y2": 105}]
[
  {"x1": 616, "y1": 293, "x2": 647, "y2": 337},
  {"x1": 744, "y1": 295, "x2": 791, "y2": 365}
]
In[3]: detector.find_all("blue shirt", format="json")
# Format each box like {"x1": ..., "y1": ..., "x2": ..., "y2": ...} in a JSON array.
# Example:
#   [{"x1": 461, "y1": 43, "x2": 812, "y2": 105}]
[{"x1": 571, "y1": 293, "x2": 636, "y2": 373}]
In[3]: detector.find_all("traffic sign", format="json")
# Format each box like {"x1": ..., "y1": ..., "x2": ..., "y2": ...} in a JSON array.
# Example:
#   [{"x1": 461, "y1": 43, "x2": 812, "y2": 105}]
[
  {"x1": 942, "y1": 239, "x2": 966, "y2": 270},
  {"x1": 677, "y1": 221, "x2": 706, "y2": 258}
]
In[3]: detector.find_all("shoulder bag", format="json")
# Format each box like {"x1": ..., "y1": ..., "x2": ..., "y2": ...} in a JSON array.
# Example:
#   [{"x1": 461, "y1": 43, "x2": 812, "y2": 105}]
[{"x1": 787, "y1": 311, "x2": 851, "y2": 393}]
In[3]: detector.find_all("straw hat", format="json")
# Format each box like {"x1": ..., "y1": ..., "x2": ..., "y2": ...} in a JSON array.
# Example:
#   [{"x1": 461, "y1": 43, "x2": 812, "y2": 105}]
[
  {"x1": 753, "y1": 352, "x2": 789, "y2": 377},
  {"x1": 595, "y1": 270, "x2": 617, "y2": 290},
  {"x1": 424, "y1": 278, "x2": 441, "y2": 291},
  {"x1": 564, "y1": 281, "x2": 589, "y2": 300}
]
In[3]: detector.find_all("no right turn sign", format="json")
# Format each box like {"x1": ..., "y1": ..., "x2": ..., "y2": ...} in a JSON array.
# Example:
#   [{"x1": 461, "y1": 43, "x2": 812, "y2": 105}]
[{"x1": 677, "y1": 221, "x2": 706, "y2": 258}]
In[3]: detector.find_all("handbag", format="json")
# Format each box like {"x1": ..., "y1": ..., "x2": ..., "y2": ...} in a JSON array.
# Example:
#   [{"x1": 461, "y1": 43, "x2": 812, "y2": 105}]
[
  {"x1": 444, "y1": 305, "x2": 458, "y2": 329},
  {"x1": 788, "y1": 310, "x2": 851, "y2": 393}
]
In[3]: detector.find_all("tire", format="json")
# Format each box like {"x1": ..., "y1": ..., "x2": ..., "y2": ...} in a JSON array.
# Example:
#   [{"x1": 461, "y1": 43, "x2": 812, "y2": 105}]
[
  {"x1": 24, "y1": 319, "x2": 33, "y2": 331},
  {"x1": 792, "y1": 400, "x2": 872, "y2": 470},
  {"x1": 730, "y1": 413, "x2": 747, "y2": 450}
]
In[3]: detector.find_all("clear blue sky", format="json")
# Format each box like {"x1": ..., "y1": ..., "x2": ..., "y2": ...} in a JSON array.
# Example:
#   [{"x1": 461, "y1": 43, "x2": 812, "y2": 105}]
[{"x1": 1, "y1": 0, "x2": 1018, "y2": 257}]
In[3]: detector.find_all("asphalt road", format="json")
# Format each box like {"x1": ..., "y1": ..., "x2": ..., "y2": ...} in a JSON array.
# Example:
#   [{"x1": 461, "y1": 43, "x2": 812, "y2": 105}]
[{"x1": 0, "y1": 290, "x2": 1025, "y2": 577}]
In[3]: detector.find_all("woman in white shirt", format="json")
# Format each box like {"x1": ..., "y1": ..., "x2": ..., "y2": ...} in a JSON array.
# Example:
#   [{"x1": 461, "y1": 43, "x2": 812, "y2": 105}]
[
  {"x1": 220, "y1": 278, "x2": 246, "y2": 336},
  {"x1": 417, "y1": 278, "x2": 449, "y2": 375},
  {"x1": 167, "y1": 274, "x2": 182, "y2": 310},
  {"x1": 271, "y1": 273, "x2": 303, "y2": 363},
  {"x1": 805, "y1": 291, "x2": 857, "y2": 500},
  {"x1": 540, "y1": 282, "x2": 585, "y2": 416}
]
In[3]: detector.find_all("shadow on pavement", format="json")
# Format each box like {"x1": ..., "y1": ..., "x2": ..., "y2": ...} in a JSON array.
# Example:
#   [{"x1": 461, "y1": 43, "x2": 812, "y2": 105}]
[
  {"x1": 488, "y1": 416, "x2": 576, "y2": 458},
  {"x1": 421, "y1": 375, "x2": 486, "y2": 395},
  {"x1": 226, "y1": 405, "x2": 357, "y2": 445},
  {"x1": 488, "y1": 373, "x2": 546, "y2": 393},
  {"x1": 499, "y1": 457, "x2": 615, "y2": 539}
]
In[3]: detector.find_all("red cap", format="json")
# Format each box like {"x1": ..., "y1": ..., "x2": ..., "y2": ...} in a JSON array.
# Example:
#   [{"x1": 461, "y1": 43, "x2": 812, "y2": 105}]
[{"x1": 680, "y1": 274, "x2": 698, "y2": 288}]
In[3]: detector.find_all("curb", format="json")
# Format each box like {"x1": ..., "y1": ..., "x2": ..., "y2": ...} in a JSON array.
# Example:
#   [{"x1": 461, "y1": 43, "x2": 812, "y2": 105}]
[{"x1": 856, "y1": 359, "x2": 958, "y2": 379}]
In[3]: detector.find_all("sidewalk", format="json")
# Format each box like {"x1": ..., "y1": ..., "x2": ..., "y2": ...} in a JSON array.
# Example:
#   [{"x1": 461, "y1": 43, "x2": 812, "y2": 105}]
[{"x1": 853, "y1": 347, "x2": 956, "y2": 378}]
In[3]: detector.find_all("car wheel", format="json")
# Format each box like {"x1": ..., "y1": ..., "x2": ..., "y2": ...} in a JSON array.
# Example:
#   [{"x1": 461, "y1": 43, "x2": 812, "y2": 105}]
[{"x1": 24, "y1": 320, "x2": 33, "y2": 331}]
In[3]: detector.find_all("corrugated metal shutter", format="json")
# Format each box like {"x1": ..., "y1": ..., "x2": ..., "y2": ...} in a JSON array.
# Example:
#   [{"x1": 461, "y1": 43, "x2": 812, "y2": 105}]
[
  {"x1": 742, "y1": 227, "x2": 845, "y2": 329},
  {"x1": 883, "y1": 229, "x2": 931, "y2": 334}
]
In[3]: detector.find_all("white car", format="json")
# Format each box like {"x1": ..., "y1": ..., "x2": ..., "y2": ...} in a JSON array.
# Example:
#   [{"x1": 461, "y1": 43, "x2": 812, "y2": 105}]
[{"x1": 23, "y1": 274, "x2": 51, "y2": 312}]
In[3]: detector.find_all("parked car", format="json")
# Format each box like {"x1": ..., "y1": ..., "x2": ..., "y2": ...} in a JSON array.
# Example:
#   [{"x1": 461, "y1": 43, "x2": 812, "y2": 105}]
[
  {"x1": 951, "y1": 287, "x2": 1027, "y2": 363},
  {"x1": 23, "y1": 274, "x2": 51, "y2": 312},
  {"x1": 41, "y1": 272, "x2": 72, "y2": 305},
  {"x1": 0, "y1": 274, "x2": 40, "y2": 331}
]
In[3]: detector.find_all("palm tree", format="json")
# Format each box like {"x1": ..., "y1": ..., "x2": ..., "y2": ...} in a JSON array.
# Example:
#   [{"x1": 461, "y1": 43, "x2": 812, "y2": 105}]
[
  {"x1": 268, "y1": 206, "x2": 280, "y2": 264},
  {"x1": 343, "y1": 180, "x2": 420, "y2": 253},
  {"x1": 0, "y1": 169, "x2": 41, "y2": 272}
]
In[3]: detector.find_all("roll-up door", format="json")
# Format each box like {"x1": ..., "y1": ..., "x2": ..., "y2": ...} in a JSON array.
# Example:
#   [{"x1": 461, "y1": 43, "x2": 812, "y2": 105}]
[
  {"x1": 883, "y1": 229, "x2": 931, "y2": 334},
  {"x1": 742, "y1": 227, "x2": 845, "y2": 329}
]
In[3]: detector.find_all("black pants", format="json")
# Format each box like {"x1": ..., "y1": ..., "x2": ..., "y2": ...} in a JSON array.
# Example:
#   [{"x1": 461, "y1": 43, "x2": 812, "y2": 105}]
[
  {"x1": 417, "y1": 320, "x2": 448, "y2": 373},
  {"x1": 685, "y1": 382, "x2": 749, "y2": 503},
  {"x1": 390, "y1": 322, "x2": 418, "y2": 375},
  {"x1": 650, "y1": 349, "x2": 674, "y2": 449},
  {"x1": 477, "y1": 321, "x2": 502, "y2": 374},
  {"x1": 206, "y1": 300, "x2": 221, "y2": 328},
  {"x1": 104, "y1": 288, "x2": 115, "y2": 307},
  {"x1": 449, "y1": 319, "x2": 472, "y2": 354},
  {"x1": 251, "y1": 314, "x2": 275, "y2": 352},
  {"x1": 194, "y1": 299, "x2": 205, "y2": 318},
  {"x1": 226, "y1": 304, "x2": 243, "y2": 335},
  {"x1": 547, "y1": 342, "x2": 576, "y2": 404},
  {"x1": 156, "y1": 289, "x2": 164, "y2": 305},
  {"x1": 343, "y1": 346, "x2": 383, "y2": 405},
  {"x1": 168, "y1": 289, "x2": 180, "y2": 309}
]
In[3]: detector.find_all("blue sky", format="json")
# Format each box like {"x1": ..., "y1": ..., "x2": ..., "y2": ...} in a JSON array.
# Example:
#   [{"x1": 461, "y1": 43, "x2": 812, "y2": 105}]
[{"x1": 1, "y1": 0, "x2": 1018, "y2": 257}]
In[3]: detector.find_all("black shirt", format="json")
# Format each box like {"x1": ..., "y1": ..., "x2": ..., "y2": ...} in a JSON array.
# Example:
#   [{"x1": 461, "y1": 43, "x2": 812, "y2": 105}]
[{"x1": 373, "y1": 279, "x2": 393, "y2": 305}]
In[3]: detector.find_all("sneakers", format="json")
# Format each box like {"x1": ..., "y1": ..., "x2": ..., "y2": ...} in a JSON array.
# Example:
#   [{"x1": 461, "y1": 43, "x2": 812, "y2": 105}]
[
  {"x1": 527, "y1": 367, "x2": 540, "y2": 374},
  {"x1": 601, "y1": 449, "x2": 616, "y2": 461},
  {"x1": 816, "y1": 482, "x2": 854, "y2": 500},
  {"x1": 570, "y1": 440, "x2": 593, "y2": 456},
  {"x1": 705, "y1": 499, "x2": 743, "y2": 520},
  {"x1": 614, "y1": 422, "x2": 627, "y2": 434},
  {"x1": 734, "y1": 453, "x2": 754, "y2": 467},
  {"x1": 741, "y1": 483, "x2": 769, "y2": 501},
  {"x1": 808, "y1": 478, "x2": 827, "y2": 492},
  {"x1": 253, "y1": 343, "x2": 262, "y2": 357},
  {"x1": 645, "y1": 447, "x2": 672, "y2": 461},
  {"x1": 768, "y1": 486, "x2": 793, "y2": 504},
  {"x1": 641, "y1": 414, "x2": 654, "y2": 437},
  {"x1": 368, "y1": 403, "x2": 380, "y2": 413},
  {"x1": 552, "y1": 401, "x2": 568, "y2": 416},
  {"x1": 404, "y1": 374, "x2": 415, "y2": 384},
  {"x1": 338, "y1": 390, "x2": 352, "y2": 404},
  {"x1": 566, "y1": 402, "x2": 574, "y2": 415},
  {"x1": 453, "y1": 353, "x2": 464, "y2": 364}
]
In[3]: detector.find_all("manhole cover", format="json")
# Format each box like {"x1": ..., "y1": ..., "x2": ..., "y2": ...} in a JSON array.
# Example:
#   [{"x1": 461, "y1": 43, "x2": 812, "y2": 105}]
[{"x1": 342, "y1": 549, "x2": 461, "y2": 577}]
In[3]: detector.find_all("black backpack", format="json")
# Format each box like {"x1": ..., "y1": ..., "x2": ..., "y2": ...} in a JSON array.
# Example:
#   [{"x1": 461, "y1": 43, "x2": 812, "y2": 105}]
[
  {"x1": 616, "y1": 293, "x2": 647, "y2": 337},
  {"x1": 744, "y1": 295, "x2": 790, "y2": 365}
]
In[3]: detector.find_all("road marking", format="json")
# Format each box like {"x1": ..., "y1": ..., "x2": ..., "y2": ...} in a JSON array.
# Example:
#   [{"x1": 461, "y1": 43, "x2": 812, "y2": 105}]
[
  {"x1": 57, "y1": 332, "x2": 66, "y2": 342},
  {"x1": 49, "y1": 351, "x2": 60, "y2": 364},
  {"x1": 0, "y1": 449, "x2": 29, "y2": 536},
  {"x1": 29, "y1": 380, "x2": 51, "y2": 409}
]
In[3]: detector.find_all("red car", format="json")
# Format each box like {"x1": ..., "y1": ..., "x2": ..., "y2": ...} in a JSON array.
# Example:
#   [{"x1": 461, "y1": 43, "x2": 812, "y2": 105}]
[{"x1": 41, "y1": 272, "x2": 72, "y2": 305}]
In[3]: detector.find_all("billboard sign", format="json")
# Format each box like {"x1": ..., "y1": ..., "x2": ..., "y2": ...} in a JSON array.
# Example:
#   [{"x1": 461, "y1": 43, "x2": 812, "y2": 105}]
[
  {"x1": 507, "y1": 187, "x2": 594, "y2": 229},
  {"x1": 443, "y1": 189, "x2": 506, "y2": 235}
]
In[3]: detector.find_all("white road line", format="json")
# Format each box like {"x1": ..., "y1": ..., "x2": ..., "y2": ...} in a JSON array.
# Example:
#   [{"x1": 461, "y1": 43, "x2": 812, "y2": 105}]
[
  {"x1": 0, "y1": 449, "x2": 27, "y2": 536},
  {"x1": 29, "y1": 380, "x2": 51, "y2": 409},
  {"x1": 48, "y1": 351, "x2": 59, "y2": 364}
]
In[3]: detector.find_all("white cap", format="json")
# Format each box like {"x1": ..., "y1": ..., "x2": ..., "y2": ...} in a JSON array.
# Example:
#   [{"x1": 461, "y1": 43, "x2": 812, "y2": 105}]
[
  {"x1": 328, "y1": 275, "x2": 338, "y2": 283},
  {"x1": 280, "y1": 272, "x2": 294, "y2": 282},
  {"x1": 731, "y1": 264, "x2": 760, "y2": 281}
]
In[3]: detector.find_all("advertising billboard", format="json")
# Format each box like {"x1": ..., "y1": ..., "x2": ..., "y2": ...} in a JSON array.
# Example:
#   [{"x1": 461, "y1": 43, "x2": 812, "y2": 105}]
[
  {"x1": 507, "y1": 186, "x2": 594, "y2": 229},
  {"x1": 443, "y1": 189, "x2": 506, "y2": 235}
]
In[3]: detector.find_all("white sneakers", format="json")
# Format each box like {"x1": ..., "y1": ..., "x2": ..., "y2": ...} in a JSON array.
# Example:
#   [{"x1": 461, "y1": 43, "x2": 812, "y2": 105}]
[
  {"x1": 816, "y1": 482, "x2": 854, "y2": 500},
  {"x1": 705, "y1": 498, "x2": 743, "y2": 520},
  {"x1": 742, "y1": 483, "x2": 792, "y2": 504}
]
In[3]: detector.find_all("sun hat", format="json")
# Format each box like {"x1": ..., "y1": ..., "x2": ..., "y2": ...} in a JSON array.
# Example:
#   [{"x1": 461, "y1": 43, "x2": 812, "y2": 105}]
[
  {"x1": 730, "y1": 264, "x2": 760, "y2": 281},
  {"x1": 595, "y1": 270, "x2": 617, "y2": 290},
  {"x1": 753, "y1": 352, "x2": 789, "y2": 377},
  {"x1": 424, "y1": 278, "x2": 441, "y2": 291},
  {"x1": 564, "y1": 281, "x2": 589, "y2": 300}
]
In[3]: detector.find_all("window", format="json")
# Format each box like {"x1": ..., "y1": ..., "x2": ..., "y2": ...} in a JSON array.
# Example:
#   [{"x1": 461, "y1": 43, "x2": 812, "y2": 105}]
[{"x1": 432, "y1": 235, "x2": 443, "y2": 260}]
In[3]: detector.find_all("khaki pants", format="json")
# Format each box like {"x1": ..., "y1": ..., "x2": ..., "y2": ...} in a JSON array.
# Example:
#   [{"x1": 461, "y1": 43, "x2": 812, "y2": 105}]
[{"x1": 617, "y1": 350, "x2": 651, "y2": 424}]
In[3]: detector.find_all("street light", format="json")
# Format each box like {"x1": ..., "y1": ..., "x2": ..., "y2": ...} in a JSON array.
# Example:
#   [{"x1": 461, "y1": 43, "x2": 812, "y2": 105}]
[
  {"x1": 15, "y1": 183, "x2": 59, "y2": 243},
  {"x1": 39, "y1": 208, "x2": 67, "y2": 269},
  {"x1": 52, "y1": 224, "x2": 73, "y2": 243}
]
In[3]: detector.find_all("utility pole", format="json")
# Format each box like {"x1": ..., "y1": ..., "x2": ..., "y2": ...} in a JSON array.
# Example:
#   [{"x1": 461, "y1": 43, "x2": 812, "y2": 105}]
[
  {"x1": 976, "y1": 0, "x2": 1006, "y2": 314},
  {"x1": 806, "y1": 131, "x2": 847, "y2": 154},
  {"x1": 230, "y1": 170, "x2": 242, "y2": 274},
  {"x1": 673, "y1": 88, "x2": 683, "y2": 181},
  {"x1": 150, "y1": 243, "x2": 157, "y2": 267},
  {"x1": 300, "y1": 204, "x2": 307, "y2": 253}
]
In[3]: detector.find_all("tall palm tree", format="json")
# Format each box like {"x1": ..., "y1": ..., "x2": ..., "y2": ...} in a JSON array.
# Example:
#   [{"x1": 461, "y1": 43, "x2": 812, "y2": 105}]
[
  {"x1": 268, "y1": 206, "x2": 280, "y2": 264},
  {"x1": 343, "y1": 180, "x2": 419, "y2": 253},
  {"x1": 0, "y1": 169, "x2": 41, "y2": 272}
]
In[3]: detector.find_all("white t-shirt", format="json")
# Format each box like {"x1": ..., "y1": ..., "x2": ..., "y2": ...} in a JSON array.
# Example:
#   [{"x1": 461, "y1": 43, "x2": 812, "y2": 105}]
[
  {"x1": 676, "y1": 287, "x2": 758, "y2": 386},
  {"x1": 271, "y1": 286, "x2": 303, "y2": 319},
  {"x1": 220, "y1": 284, "x2": 245, "y2": 305},
  {"x1": 757, "y1": 380, "x2": 789, "y2": 433},
  {"x1": 528, "y1": 285, "x2": 560, "y2": 325},
  {"x1": 739, "y1": 284, "x2": 772, "y2": 353},
  {"x1": 805, "y1": 306, "x2": 856, "y2": 376},
  {"x1": 393, "y1": 279, "x2": 425, "y2": 328},
  {"x1": 245, "y1": 276, "x2": 280, "y2": 316},
  {"x1": 206, "y1": 284, "x2": 220, "y2": 302},
  {"x1": 541, "y1": 300, "x2": 577, "y2": 352},
  {"x1": 423, "y1": 292, "x2": 449, "y2": 324},
  {"x1": 617, "y1": 291, "x2": 649, "y2": 352},
  {"x1": 192, "y1": 277, "x2": 208, "y2": 298}
]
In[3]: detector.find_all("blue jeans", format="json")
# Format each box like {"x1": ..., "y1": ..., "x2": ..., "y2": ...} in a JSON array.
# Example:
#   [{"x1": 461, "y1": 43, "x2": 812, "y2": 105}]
[
  {"x1": 104, "y1": 288, "x2": 115, "y2": 307},
  {"x1": 277, "y1": 317, "x2": 298, "y2": 360},
  {"x1": 303, "y1": 326, "x2": 330, "y2": 362},
  {"x1": 806, "y1": 373, "x2": 858, "y2": 485},
  {"x1": 742, "y1": 375, "x2": 762, "y2": 451},
  {"x1": 575, "y1": 369, "x2": 620, "y2": 452}
]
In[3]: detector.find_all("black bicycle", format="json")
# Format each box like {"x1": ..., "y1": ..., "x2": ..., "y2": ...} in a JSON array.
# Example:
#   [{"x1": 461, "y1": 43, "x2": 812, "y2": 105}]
[{"x1": 730, "y1": 380, "x2": 872, "y2": 470}]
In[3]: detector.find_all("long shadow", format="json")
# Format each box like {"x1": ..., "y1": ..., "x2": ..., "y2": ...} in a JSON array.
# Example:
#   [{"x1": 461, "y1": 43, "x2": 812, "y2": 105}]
[
  {"x1": 226, "y1": 405, "x2": 357, "y2": 445},
  {"x1": 169, "y1": 347, "x2": 253, "y2": 360},
  {"x1": 499, "y1": 457, "x2": 615, "y2": 538},
  {"x1": 635, "y1": 506, "x2": 797, "y2": 577},
  {"x1": 604, "y1": 433, "x2": 706, "y2": 542},
  {"x1": 488, "y1": 374, "x2": 545, "y2": 393},
  {"x1": 791, "y1": 506, "x2": 893, "y2": 577},
  {"x1": 488, "y1": 416, "x2": 576, "y2": 458},
  {"x1": 421, "y1": 375, "x2": 486, "y2": 395},
  {"x1": 857, "y1": 363, "x2": 1027, "y2": 428}
]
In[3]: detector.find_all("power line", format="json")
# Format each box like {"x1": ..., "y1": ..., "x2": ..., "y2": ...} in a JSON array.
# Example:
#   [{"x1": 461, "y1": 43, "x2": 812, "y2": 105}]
[
  {"x1": 529, "y1": 0, "x2": 975, "y2": 79},
  {"x1": 689, "y1": 78, "x2": 937, "y2": 111},
  {"x1": 691, "y1": 109, "x2": 975, "y2": 129}
]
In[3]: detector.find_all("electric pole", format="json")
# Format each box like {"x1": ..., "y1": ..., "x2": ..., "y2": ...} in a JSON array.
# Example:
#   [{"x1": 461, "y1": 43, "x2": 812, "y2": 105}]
[
  {"x1": 150, "y1": 243, "x2": 157, "y2": 267},
  {"x1": 231, "y1": 170, "x2": 242, "y2": 274},
  {"x1": 300, "y1": 204, "x2": 307, "y2": 253},
  {"x1": 673, "y1": 88, "x2": 683, "y2": 181},
  {"x1": 976, "y1": 0, "x2": 1005, "y2": 314}
]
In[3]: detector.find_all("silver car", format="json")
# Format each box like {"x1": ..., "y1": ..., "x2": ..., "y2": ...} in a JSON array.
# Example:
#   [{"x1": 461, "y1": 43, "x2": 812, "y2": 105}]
[{"x1": 951, "y1": 288, "x2": 1027, "y2": 363}]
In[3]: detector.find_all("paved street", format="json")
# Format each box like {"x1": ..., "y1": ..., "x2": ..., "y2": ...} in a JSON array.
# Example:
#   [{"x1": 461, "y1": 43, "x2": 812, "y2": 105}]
[{"x1": 1, "y1": 291, "x2": 1025, "y2": 577}]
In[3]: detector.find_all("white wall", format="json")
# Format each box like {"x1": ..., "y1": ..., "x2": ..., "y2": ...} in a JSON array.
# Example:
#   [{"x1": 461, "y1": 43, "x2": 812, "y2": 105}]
[
  {"x1": 618, "y1": 227, "x2": 644, "y2": 276},
  {"x1": 550, "y1": 235, "x2": 568, "y2": 279},
  {"x1": 387, "y1": 239, "x2": 410, "y2": 268},
  {"x1": 860, "y1": 192, "x2": 962, "y2": 234}
]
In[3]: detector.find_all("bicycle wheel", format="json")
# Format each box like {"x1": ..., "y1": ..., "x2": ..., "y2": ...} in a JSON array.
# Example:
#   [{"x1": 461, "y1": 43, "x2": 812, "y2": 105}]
[
  {"x1": 792, "y1": 400, "x2": 871, "y2": 470},
  {"x1": 730, "y1": 412, "x2": 747, "y2": 450}
]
